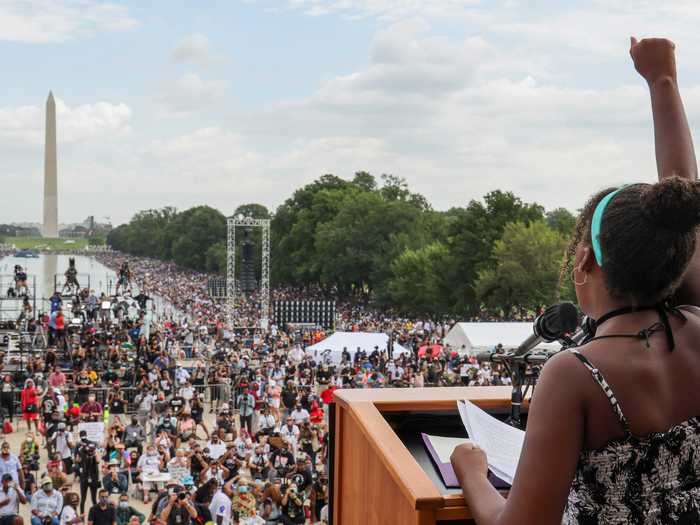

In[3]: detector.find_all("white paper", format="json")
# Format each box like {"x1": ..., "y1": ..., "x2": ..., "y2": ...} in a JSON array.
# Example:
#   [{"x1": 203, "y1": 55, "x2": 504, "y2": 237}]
[
  {"x1": 424, "y1": 434, "x2": 471, "y2": 463},
  {"x1": 457, "y1": 400, "x2": 524, "y2": 485}
]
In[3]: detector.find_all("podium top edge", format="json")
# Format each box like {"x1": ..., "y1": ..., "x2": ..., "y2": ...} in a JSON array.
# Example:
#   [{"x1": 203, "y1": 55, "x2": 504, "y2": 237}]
[{"x1": 333, "y1": 386, "x2": 519, "y2": 409}]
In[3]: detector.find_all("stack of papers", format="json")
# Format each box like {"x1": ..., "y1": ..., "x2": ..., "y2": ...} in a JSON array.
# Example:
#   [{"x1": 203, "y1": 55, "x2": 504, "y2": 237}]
[{"x1": 457, "y1": 400, "x2": 524, "y2": 485}]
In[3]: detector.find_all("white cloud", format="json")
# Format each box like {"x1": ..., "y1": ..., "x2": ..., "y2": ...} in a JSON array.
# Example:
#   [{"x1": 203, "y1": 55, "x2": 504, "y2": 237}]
[
  {"x1": 217, "y1": 17, "x2": 700, "y2": 214},
  {"x1": 171, "y1": 33, "x2": 224, "y2": 65},
  {"x1": 0, "y1": 97, "x2": 132, "y2": 146},
  {"x1": 0, "y1": 0, "x2": 138, "y2": 43},
  {"x1": 277, "y1": 0, "x2": 481, "y2": 21},
  {"x1": 158, "y1": 73, "x2": 228, "y2": 116}
]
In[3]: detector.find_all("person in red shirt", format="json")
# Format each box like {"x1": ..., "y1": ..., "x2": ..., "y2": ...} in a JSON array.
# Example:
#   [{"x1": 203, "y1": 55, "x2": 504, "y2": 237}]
[
  {"x1": 309, "y1": 400, "x2": 324, "y2": 425},
  {"x1": 65, "y1": 403, "x2": 81, "y2": 430},
  {"x1": 320, "y1": 385, "x2": 337, "y2": 406},
  {"x1": 80, "y1": 395, "x2": 103, "y2": 421},
  {"x1": 21, "y1": 379, "x2": 40, "y2": 432},
  {"x1": 54, "y1": 309, "x2": 66, "y2": 351}
]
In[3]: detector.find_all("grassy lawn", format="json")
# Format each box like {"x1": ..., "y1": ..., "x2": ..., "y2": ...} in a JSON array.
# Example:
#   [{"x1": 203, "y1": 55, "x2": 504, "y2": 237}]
[{"x1": 6, "y1": 237, "x2": 89, "y2": 250}]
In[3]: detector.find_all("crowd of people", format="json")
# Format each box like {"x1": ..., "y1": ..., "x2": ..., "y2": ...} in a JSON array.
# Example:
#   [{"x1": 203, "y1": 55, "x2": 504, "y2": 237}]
[{"x1": 0, "y1": 250, "x2": 523, "y2": 525}]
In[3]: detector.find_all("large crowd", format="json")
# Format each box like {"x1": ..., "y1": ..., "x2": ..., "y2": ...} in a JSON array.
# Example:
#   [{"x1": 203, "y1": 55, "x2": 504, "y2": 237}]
[{"x1": 0, "y1": 251, "x2": 520, "y2": 525}]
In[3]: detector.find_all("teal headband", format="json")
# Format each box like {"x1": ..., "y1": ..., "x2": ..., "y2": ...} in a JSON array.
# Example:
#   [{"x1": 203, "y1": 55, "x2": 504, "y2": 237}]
[{"x1": 591, "y1": 185, "x2": 628, "y2": 267}]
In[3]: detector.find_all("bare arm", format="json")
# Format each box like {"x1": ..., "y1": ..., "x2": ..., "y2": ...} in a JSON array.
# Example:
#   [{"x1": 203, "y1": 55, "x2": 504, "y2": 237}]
[
  {"x1": 632, "y1": 37, "x2": 700, "y2": 304},
  {"x1": 451, "y1": 353, "x2": 584, "y2": 525},
  {"x1": 630, "y1": 37, "x2": 697, "y2": 180}
]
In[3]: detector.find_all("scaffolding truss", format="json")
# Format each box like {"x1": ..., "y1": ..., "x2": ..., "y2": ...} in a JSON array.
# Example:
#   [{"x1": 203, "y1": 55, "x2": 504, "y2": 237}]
[
  {"x1": 226, "y1": 217, "x2": 271, "y2": 326},
  {"x1": 0, "y1": 274, "x2": 36, "y2": 323}
]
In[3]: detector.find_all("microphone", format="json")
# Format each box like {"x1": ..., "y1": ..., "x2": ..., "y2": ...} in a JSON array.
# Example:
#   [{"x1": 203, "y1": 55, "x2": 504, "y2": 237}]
[
  {"x1": 514, "y1": 302, "x2": 579, "y2": 356},
  {"x1": 563, "y1": 315, "x2": 595, "y2": 348}
]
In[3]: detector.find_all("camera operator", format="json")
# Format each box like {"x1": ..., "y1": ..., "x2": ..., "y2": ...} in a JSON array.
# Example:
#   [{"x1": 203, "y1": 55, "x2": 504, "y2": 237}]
[
  {"x1": 269, "y1": 441, "x2": 294, "y2": 480},
  {"x1": 279, "y1": 483, "x2": 304, "y2": 525},
  {"x1": 213, "y1": 406, "x2": 234, "y2": 442},
  {"x1": 248, "y1": 445, "x2": 269, "y2": 482},
  {"x1": 286, "y1": 457, "x2": 312, "y2": 495},
  {"x1": 159, "y1": 486, "x2": 198, "y2": 525},
  {"x1": 311, "y1": 473, "x2": 328, "y2": 524},
  {"x1": 75, "y1": 443, "x2": 100, "y2": 514}
]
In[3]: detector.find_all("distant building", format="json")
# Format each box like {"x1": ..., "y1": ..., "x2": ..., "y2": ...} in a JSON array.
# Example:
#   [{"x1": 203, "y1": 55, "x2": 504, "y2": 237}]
[
  {"x1": 59, "y1": 225, "x2": 89, "y2": 238},
  {"x1": 54, "y1": 217, "x2": 111, "y2": 239},
  {"x1": 0, "y1": 224, "x2": 41, "y2": 237}
]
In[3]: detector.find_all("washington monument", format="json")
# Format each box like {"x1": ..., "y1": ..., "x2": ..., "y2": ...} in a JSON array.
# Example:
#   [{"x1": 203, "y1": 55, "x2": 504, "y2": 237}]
[{"x1": 43, "y1": 91, "x2": 58, "y2": 238}]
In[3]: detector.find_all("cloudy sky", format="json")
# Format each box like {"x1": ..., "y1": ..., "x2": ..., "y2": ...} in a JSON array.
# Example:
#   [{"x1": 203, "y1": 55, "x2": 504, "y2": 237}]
[{"x1": 5, "y1": 0, "x2": 700, "y2": 225}]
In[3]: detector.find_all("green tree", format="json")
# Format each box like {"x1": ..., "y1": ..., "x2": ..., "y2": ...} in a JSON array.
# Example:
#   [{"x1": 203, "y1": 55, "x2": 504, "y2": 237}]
[
  {"x1": 205, "y1": 241, "x2": 226, "y2": 273},
  {"x1": 166, "y1": 206, "x2": 226, "y2": 270},
  {"x1": 233, "y1": 204, "x2": 270, "y2": 219},
  {"x1": 270, "y1": 175, "x2": 355, "y2": 287},
  {"x1": 546, "y1": 207, "x2": 577, "y2": 236},
  {"x1": 387, "y1": 242, "x2": 451, "y2": 316},
  {"x1": 443, "y1": 191, "x2": 545, "y2": 315},
  {"x1": 352, "y1": 171, "x2": 377, "y2": 191},
  {"x1": 475, "y1": 220, "x2": 568, "y2": 315},
  {"x1": 87, "y1": 236, "x2": 106, "y2": 246}
]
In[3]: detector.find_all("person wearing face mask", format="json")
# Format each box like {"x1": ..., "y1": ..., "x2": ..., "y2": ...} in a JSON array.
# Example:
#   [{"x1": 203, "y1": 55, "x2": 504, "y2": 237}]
[
  {"x1": 231, "y1": 480, "x2": 257, "y2": 523},
  {"x1": 0, "y1": 444, "x2": 22, "y2": 488},
  {"x1": 114, "y1": 494, "x2": 144, "y2": 525},
  {"x1": 18, "y1": 436, "x2": 39, "y2": 473},
  {"x1": 49, "y1": 424, "x2": 73, "y2": 475},
  {"x1": 86, "y1": 489, "x2": 115, "y2": 525},
  {"x1": 136, "y1": 446, "x2": 163, "y2": 504},
  {"x1": 236, "y1": 390, "x2": 255, "y2": 434},
  {"x1": 80, "y1": 395, "x2": 103, "y2": 422},
  {"x1": 123, "y1": 419, "x2": 145, "y2": 455},
  {"x1": 0, "y1": 377, "x2": 14, "y2": 425},
  {"x1": 76, "y1": 444, "x2": 100, "y2": 514},
  {"x1": 279, "y1": 419, "x2": 299, "y2": 454},
  {"x1": 58, "y1": 492, "x2": 82, "y2": 525},
  {"x1": 29, "y1": 478, "x2": 62, "y2": 525},
  {"x1": 206, "y1": 435, "x2": 226, "y2": 462},
  {"x1": 101, "y1": 461, "x2": 128, "y2": 496}
]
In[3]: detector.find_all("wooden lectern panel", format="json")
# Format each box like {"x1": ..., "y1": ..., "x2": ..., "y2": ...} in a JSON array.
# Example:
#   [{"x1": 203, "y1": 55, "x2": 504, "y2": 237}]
[{"x1": 332, "y1": 386, "x2": 520, "y2": 525}]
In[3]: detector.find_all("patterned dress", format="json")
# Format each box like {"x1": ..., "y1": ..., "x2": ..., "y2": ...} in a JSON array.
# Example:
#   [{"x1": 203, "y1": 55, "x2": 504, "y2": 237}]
[{"x1": 564, "y1": 349, "x2": 700, "y2": 524}]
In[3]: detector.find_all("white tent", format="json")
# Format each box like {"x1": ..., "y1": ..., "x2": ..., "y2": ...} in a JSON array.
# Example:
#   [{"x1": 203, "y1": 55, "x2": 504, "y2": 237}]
[
  {"x1": 305, "y1": 331, "x2": 410, "y2": 364},
  {"x1": 444, "y1": 322, "x2": 561, "y2": 355}
]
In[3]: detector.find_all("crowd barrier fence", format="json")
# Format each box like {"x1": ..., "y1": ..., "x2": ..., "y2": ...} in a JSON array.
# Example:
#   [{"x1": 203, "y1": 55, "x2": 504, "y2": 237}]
[{"x1": 1, "y1": 383, "x2": 234, "y2": 419}]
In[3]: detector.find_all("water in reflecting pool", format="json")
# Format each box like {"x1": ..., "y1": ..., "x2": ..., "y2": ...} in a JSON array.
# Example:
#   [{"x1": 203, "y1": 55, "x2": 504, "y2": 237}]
[{"x1": 0, "y1": 254, "x2": 183, "y2": 321}]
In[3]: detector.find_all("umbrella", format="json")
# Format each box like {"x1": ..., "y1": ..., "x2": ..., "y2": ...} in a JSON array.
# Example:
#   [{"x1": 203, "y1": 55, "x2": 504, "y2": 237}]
[{"x1": 418, "y1": 344, "x2": 443, "y2": 359}]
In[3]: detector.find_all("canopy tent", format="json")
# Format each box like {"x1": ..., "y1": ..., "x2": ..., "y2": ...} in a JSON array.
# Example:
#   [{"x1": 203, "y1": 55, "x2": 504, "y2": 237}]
[
  {"x1": 305, "y1": 331, "x2": 410, "y2": 364},
  {"x1": 444, "y1": 322, "x2": 561, "y2": 356}
]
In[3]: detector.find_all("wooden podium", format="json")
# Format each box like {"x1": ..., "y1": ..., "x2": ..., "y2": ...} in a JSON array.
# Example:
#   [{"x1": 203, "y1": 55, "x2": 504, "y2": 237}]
[{"x1": 331, "y1": 387, "x2": 518, "y2": 525}]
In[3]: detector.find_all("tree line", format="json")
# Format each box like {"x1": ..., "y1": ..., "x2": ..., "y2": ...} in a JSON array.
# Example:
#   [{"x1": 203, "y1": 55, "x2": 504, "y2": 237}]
[{"x1": 107, "y1": 172, "x2": 577, "y2": 318}]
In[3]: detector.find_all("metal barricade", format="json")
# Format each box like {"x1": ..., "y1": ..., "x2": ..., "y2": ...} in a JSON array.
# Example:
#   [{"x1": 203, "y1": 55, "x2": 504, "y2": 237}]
[{"x1": 4, "y1": 382, "x2": 230, "y2": 419}]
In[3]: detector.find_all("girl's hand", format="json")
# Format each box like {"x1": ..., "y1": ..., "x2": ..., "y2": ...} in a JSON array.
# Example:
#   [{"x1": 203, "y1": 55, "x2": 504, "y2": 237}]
[
  {"x1": 630, "y1": 36, "x2": 677, "y2": 84},
  {"x1": 450, "y1": 442, "x2": 488, "y2": 483}
]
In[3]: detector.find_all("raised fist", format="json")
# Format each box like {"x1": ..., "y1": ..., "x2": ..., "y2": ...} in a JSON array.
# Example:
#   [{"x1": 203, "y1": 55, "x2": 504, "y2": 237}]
[{"x1": 630, "y1": 37, "x2": 677, "y2": 84}]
